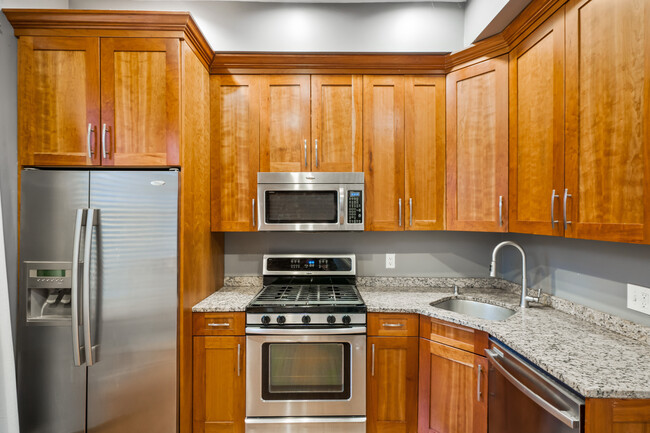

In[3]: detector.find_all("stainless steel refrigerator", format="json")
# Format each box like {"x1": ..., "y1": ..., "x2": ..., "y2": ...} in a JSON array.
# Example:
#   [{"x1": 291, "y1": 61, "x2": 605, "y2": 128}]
[{"x1": 17, "y1": 170, "x2": 178, "y2": 433}]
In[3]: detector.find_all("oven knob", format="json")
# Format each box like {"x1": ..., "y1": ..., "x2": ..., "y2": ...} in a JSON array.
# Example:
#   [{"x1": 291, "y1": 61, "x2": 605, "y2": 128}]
[
  {"x1": 276, "y1": 315, "x2": 286, "y2": 325},
  {"x1": 261, "y1": 315, "x2": 271, "y2": 325},
  {"x1": 302, "y1": 315, "x2": 311, "y2": 325},
  {"x1": 342, "y1": 315, "x2": 351, "y2": 325},
  {"x1": 327, "y1": 315, "x2": 336, "y2": 324}
]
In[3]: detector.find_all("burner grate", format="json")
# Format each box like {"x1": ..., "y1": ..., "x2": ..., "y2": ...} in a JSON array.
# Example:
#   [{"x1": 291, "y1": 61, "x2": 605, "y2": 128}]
[{"x1": 250, "y1": 284, "x2": 363, "y2": 306}]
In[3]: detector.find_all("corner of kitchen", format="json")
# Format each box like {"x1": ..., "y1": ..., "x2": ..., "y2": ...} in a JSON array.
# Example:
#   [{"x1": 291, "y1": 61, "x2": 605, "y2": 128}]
[{"x1": 1, "y1": 0, "x2": 650, "y2": 433}]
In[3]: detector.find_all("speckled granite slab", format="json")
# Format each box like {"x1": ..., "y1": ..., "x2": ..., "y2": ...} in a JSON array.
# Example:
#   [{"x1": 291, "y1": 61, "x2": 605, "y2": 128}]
[{"x1": 192, "y1": 276, "x2": 650, "y2": 399}]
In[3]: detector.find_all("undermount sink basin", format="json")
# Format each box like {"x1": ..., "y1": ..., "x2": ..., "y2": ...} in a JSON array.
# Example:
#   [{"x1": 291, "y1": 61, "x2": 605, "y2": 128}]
[{"x1": 431, "y1": 298, "x2": 516, "y2": 321}]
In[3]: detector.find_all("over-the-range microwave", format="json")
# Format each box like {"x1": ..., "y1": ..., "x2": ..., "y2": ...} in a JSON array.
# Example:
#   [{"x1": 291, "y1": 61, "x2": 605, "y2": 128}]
[{"x1": 257, "y1": 172, "x2": 364, "y2": 231}]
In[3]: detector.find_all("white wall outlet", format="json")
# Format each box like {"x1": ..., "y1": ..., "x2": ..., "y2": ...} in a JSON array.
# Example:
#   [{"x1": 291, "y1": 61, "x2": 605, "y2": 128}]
[
  {"x1": 385, "y1": 253, "x2": 396, "y2": 269},
  {"x1": 627, "y1": 283, "x2": 650, "y2": 315}
]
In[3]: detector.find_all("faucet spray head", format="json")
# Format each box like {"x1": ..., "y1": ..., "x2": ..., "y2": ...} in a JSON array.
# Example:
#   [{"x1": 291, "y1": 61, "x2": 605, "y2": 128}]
[{"x1": 489, "y1": 261, "x2": 497, "y2": 277}]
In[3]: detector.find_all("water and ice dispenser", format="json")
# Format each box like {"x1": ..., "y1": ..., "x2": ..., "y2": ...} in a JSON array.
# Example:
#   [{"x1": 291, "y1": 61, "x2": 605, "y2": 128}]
[{"x1": 24, "y1": 261, "x2": 73, "y2": 322}]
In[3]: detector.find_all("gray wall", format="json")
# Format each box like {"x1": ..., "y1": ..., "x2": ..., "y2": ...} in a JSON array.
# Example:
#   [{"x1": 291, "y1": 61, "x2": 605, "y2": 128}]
[
  {"x1": 69, "y1": 0, "x2": 466, "y2": 53},
  {"x1": 463, "y1": 0, "x2": 508, "y2": 45}
]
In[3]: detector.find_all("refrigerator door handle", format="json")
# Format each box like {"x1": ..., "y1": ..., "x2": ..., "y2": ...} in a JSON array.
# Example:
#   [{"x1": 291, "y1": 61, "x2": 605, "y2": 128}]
[
  {"x1": 83, "y1": 208, "x2": 98, "y2": 366},
  {"x1": 71, "y1": 209, "x2": 86, "y2": 366}
]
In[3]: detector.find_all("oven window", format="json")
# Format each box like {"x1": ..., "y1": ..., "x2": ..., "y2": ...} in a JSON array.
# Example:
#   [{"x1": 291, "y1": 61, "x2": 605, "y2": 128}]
[
  {"x1": 261, "y1": 343, "x2": 351, "y2": 400},
  {"x1": 265, "y1": 191, "x2": 338, "y2": 224}
]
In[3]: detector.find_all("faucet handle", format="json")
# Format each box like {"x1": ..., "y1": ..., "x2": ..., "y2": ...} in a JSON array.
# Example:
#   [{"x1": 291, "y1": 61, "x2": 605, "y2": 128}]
[{"x1": 526, "y1": 288, "x2": 542, "y2": 304}]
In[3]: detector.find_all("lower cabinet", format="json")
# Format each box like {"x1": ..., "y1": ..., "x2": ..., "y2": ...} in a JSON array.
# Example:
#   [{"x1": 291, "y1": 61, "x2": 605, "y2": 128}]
[
  {"x1": 585, "y1": 399, "x2": 650, "y2": 433},
  {"x1": 418, "y1": 338, "x2": 487, "y2": 433}
]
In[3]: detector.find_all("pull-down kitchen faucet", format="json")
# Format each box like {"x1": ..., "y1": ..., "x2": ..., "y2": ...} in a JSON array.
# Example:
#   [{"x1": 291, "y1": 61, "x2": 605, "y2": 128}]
[{"x1": 489, "y1": 241, "x2": 540, "y2": 308}]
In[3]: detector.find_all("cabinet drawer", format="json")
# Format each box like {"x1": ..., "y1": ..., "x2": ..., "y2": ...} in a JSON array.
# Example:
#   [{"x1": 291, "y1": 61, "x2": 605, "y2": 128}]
[
  {"x1": 419, "y1": 316, "x2": 488, "y2": 355},
  {"x1": 192, "y1": 312, "x2": 245, "y2": 336},
  {"x1": 368, "y1": 313, "x2": 419, "y2": 337}
]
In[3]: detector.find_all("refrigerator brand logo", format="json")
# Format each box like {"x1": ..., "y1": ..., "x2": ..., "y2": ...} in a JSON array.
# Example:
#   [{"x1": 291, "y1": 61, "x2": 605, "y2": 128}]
[{"x1": 150, "y1": 180, "x2": 166, "y2": 186}]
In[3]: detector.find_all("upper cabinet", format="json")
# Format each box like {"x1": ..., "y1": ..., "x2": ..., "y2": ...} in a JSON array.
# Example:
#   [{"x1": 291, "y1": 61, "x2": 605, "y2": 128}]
[
  {"x1": 446, "y1": 56, "x2": 509, "y2": 232},
  {"x1": 18, "y1": 36, "x2": 180, "y2": 167},
  {"x1": 363, "y1": 75, "x2": 446, "y2": 231},
  {"x1": 564, "y1": 0, "x2": 650, "y2": 243},
  {"x1": 508, "y1": 7, "x2": 565, "y2": 236}
]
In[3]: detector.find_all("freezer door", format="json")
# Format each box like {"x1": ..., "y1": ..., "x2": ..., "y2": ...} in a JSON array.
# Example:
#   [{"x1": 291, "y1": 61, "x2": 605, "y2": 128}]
[
  {"x1": 18, "y1": 170, "x2": 89, "y2": 433},
  {"x1": 86, "y1": 171, "x2": 178, "y2": 433}
]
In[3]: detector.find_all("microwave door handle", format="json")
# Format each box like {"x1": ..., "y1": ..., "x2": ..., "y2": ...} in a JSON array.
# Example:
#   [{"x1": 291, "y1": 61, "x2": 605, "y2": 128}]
[{"x1": 340, "y1": 188, "x2": 345, "y2": 225}]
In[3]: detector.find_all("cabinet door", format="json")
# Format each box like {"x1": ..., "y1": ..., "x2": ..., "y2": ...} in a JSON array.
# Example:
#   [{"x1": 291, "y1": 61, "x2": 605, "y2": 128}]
[
  {"x1": 17, "y1": 36, "x2": 100, "y2": 166},
  {"x1": 565, "y1": 0, "x2": 650, "y2": 243},
  {"x1": 405, "y1": 76, "x2": 446, "y2": 231},
  {"x1": 259, "y1": 75, "x2": 311, "y2": 172},
  {"x1": 446, "y1": 57, "x2": 509, "y2": 232},
  {"x1": 193, "y1": 336, "x2": 245, "y2": 433},
  {"x1": 310, "y1": 75, "x2": 363, "y2": 172},
  {"x1": 418, "y1": 339, "x2": 487, "y2": 433},
  {"x1": 211, "y1": 75, "x2": 260, "y2": 231},
  {"x1": 367, "y1": 336, "x2": 419, "y2": 433},
  {"x1": 100, "y1": 38, "x2": 180, "y2": 166},
  {"x1": 363, "y1": 76, "x2": 405, "y2": 231},
  {"x1": 509, "y1": 8, "x2": 565, "y2": 236},
  {"x1": 586, "y1": 399, "x2": 650, "y2": 433}
]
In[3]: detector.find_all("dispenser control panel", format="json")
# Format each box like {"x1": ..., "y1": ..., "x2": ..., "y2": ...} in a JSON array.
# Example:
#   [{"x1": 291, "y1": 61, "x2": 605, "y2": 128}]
[{"x1": 24, "y1": 261, "x2": 72, "y2": 323}]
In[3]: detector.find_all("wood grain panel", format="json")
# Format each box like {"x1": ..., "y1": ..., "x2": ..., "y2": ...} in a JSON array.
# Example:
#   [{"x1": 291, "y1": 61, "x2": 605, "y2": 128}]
[
  {"x1": 419, "y1": 316, "x2": 489, "y2": 356},
  {"x1": 367, "y1": 337, "x2": 419, "y2": 433},
  {"x1": 193, "y1": 336, "x2": 245, "y2": 433},
  {"x1": 418, "y1": 338, "x2": 487, "y2": 433},
  {"x1": 259, "y1": 75, "x2": 310, "y2": 172},
  {"x1": 363, "y1": 76, "x2": 405, "y2": 231},
  {"x1": 311, "y1": 75, "x2": 363, "y2": 172},
  {"x1": 509, "y1": 7, "x2": 565, "y2": 236},
  {"x1": 192, "y1": 312, "x2": 245, "y2": 336},
  {"x1": 405, "y1": 76, "x2": 446, "y2": 231},
  {"x1": 17, "y1": 36, "x2": 100, "y2": 166},
  {"x1": 100, "y1": 37, "x2": 180, "y2": 166},
  {"x1": 586, "y1": 399, "x2": 650, "y2": 433},
  {"x1": 565, "y1": 0, "x2": 650, "y2": 243},
  {"x1": 210, "y1": 75, "x2": 260, "y2": 232},
  {"x1": 446, "y1": 56, "x2": 509, "y2": 232},
  {"x1": 368, "y1": 313, "x2": 419, "y2": 337},
  {"x1": 178, "y1": 42, "x2": 224, "y2": 433}
]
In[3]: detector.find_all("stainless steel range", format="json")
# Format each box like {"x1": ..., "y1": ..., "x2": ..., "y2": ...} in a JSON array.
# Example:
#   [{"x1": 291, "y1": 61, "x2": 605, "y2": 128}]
[{"x1": 245, "y1": 254, "x2": 367, "y2": 433}]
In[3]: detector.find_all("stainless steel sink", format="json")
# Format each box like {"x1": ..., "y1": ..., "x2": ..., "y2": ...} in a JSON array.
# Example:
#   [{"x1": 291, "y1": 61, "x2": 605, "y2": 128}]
[{"x1": 431, "y1": 298, "x2": 516, "y2": 321}]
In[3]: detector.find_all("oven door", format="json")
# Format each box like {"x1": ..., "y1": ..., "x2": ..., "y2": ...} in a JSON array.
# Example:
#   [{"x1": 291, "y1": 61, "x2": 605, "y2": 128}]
[{"x1": 246, "y1": 330, "x2": 366, "y2": 417}]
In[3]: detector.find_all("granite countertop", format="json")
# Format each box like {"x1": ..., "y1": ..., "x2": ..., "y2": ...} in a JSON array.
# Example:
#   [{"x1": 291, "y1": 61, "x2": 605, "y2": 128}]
[{"x1": 192, "y1": 276, "x2": 650, "y2": 399}]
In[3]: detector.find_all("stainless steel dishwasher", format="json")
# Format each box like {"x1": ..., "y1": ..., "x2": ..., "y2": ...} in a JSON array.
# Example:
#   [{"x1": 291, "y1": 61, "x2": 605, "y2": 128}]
[{"x1": 485, "y1": 339, "x2": 585, "y2": 433}]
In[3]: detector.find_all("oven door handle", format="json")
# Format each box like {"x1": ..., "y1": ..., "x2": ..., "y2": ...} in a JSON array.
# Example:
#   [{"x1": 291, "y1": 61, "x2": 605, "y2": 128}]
[
  {"x1": 246, "y1": 327, "x2": 366, "y2": 335},
  {"x1": 485, "y1": 348, "x2": 580, "y2": 429}
]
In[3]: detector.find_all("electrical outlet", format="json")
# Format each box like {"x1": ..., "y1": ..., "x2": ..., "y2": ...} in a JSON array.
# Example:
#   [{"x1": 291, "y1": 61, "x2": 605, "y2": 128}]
[
  {"x1": 385, "y1": 253, "x2": 395, "y2": 269},
  {"x1": 627, "y1": 283, "x2": 650, "y2": 315}
]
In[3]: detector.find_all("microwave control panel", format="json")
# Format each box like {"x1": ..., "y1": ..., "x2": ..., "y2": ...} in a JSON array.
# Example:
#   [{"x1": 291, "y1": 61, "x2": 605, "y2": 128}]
[{"x1": 347, "y1": 191, "x2": 363, "y2": 224}]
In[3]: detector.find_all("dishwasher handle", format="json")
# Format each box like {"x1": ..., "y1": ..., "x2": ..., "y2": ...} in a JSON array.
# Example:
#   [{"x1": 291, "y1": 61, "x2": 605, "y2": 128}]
[{"x1": 485, "y1": 348, "x2": 581, "y2": 429}]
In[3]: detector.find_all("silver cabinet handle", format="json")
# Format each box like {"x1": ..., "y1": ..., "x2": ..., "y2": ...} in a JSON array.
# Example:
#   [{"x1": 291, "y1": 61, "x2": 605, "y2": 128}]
[
  {"x1": 339, "y1": 187, "x2": 345, "y2": 225},
  {"x1": 71, "y1": 209, "x2": 85, "y2": 367},
  {"x1": 101, "y1": 124, "x2": 109, "y2": 159},
  {"x1": 398, "y1": 198, "x2": 402, "y2": 227},
  {"x1": 82, "y1": 209, "x2": 96, "y2": 366},
  {"x1": 208, "y1": 323, "x2": 230, "y2": 327},
  {"x1": 382, "y1": 323, "x2": 404, "y2": 328},
  {"x1": 252, "y1": 198, "x2": 256, "y2": 228},
  {"x1": 371, "y1": 343, "x2": 375, "y2": 376},
  {"x1": 499, "y1": 195, "x2": 503, "y2": 227},
  {"x1": 563, "y1": 189, "x2": 572, "y2": 230},
  {"x1": 551, "y1": 189, "x2": 560, "y2": 228},
  {"x1": 477, "y1": 364, "x2": 483, "y2": 402},
  {"x1": 86, "y1": 124, "x2": 95, "y2": 158},
  {"x1": 409, "y1": 198, "x2": 413, "y2": 227},
  {"x1": 237, "y1": 343, "x2": 241, "y2": 377},
  {"x1": 315, "y1": 139, "x2": 319, "y2": 168},
  {"x1": 304, "y1": 139, "x2": 308, "y2": 168}
]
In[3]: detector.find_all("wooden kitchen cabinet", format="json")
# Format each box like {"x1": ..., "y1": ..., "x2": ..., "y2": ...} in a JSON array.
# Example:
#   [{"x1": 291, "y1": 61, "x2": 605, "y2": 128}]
[
  {"x1": 564, "y1": 0, "x2": 650, "y2": 243},
  {"x1": 367, "y1": 313, "x2": 419, "y2": 433},
  {"x1": 585, "y1": 399, "x2": 650, "y2": 433},
  {"x1": 193, "y1": 335, "x2": 245, "y2": 433},
  {"x1": 508, "y1": 7, "x2": 565, "y2": 237},
  {"x1": 363, "y1": 75, "x2": 446, "y2": 231},
  {"x1": 210, "y1": 75, "x2": 261, "y2": 231},
  {"x1": 17, "y1": 36, "x2": 180, "y2": 167},
  {"x1": 446, "y1": 56, "x2": 509, "y2": 232}
]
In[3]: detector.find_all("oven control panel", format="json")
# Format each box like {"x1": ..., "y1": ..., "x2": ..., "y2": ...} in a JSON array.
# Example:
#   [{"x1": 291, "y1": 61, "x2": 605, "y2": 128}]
[
  {"x1": 247, "y1": 313, "x2": 367, "y2": 326},
  {"x1": 347, "y1": 191, "x2": 363, "y2": 224}
]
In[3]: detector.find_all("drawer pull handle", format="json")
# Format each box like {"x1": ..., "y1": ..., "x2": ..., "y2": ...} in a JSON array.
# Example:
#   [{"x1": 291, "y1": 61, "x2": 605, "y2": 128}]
[
  {"x1": 382, "y1": 323, "x2": 404, "y2": 328},
  {"x1": 208, "y1": 323, "x2": 230, "y2": 328}
]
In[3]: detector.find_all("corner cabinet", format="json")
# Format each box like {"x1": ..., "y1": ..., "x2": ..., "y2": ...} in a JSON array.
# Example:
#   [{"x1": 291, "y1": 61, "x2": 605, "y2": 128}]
[
  {"x1": 18, "y1": 36, "x2": 180, "y2": 166},
  {"x1": 446, "y1": 56, "x2": 509, "y2": 232}
]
